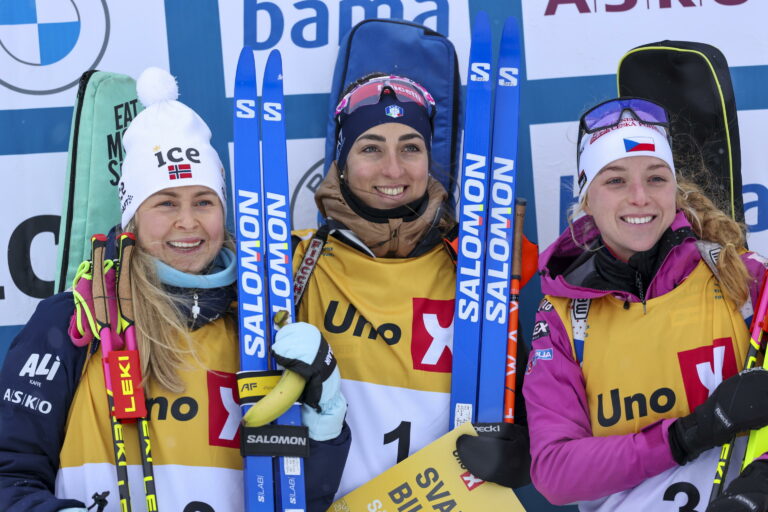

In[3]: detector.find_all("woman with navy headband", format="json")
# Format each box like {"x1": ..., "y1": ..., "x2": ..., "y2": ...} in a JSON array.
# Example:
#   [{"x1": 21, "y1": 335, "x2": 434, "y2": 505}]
[
  {"x1": 524, "y1": 97, "x2": 768, "y2": 511},
  {"x1": 269, "y1": 73, "x2": 533, "y2": 502}
]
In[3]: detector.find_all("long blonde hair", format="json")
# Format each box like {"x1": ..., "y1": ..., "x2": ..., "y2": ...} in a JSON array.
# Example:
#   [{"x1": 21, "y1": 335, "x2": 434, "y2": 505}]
[
  {"x1": 125, "y1": 219, "x2": 235, "y2": 393},
  {"x1": 675, "y1": 177, "x2": 751, "y2": 307}
]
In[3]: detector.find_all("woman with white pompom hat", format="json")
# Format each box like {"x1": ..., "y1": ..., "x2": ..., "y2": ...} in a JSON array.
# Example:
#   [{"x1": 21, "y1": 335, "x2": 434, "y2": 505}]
[{"x1": 0, "y1": 67, "x2": 349, "y2": 511}]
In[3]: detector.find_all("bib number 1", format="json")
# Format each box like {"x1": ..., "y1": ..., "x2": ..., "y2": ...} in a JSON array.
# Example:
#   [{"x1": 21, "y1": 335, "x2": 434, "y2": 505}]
[{"x1": 383, "y1": 421, "x2": 412, "y2": 463}]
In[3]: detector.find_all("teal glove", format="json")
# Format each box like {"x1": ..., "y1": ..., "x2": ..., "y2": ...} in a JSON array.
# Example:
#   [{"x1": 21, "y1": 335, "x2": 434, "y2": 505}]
[{"x1": 272, "y1": 322, "x2": 347, "y2": 441}]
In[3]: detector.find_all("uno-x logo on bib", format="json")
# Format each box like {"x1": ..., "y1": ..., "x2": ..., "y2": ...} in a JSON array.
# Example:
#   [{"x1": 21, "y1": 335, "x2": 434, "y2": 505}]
[
  {"x1": 677, "y1": 338, "x2": 738, "y2": 413},
  {"x1": 411, "y1": 298, "x2": 454, "y2": 373},
  {"x1": 207, "y1": 371, "x2": 241, "y2": 448}
]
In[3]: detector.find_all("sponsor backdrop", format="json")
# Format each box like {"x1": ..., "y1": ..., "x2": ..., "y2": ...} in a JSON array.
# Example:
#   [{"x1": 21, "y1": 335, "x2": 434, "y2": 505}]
[{"x1": 1, "y1": 0, "x2": 766, "y2": 508}]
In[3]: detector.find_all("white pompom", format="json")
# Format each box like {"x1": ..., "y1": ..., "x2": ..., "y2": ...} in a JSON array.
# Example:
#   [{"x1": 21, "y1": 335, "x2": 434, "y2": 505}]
[{"x1": 136, "y1": 67, "x2": 179, "y2": 107}]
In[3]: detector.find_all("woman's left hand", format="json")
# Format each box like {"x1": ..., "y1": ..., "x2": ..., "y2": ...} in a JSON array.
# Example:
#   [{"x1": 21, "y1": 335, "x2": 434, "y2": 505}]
[
  {"x1": 272, "y1": 322, "x2": 347, "y2": 441},
  {"x1": 707, "y1": 459, "x2": 768, "y2": 511}
]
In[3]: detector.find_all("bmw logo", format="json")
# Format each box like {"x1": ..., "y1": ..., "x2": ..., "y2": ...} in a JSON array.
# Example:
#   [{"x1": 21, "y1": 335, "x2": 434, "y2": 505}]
[{"x1": 0, "y1": 0, "x2": 109, "y2": 95}]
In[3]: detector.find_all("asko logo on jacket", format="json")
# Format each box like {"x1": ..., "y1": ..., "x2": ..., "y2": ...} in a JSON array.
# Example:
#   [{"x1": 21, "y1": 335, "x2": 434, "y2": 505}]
[
  {"x1": 677, "y1": 337, "x2": 738, "y2": 412},
  {"x1": 411, "y1": 298, "x2": 454, "y2": 373}
]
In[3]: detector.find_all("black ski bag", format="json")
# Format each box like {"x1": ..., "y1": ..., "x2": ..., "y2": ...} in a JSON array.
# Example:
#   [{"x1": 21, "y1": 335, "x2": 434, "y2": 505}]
[{"x1": 617, "y1": 40, "x2": 743, "y2": 221}]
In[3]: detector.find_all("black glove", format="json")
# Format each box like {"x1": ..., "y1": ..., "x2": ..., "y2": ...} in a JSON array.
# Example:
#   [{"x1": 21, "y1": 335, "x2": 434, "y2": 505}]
[
  {"x1": 707, "y1": 460, "x2": 768, "y2": 512},
  {"x1": 456, "y1": 423, "x2": 531, "y2": 489},
  {"x1": 669, "y1": 369, "x2": 768, "y2": 464}
]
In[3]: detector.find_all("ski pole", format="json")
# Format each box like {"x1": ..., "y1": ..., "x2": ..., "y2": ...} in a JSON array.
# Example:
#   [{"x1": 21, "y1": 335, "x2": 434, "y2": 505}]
[
  {"x1": 91, "y1": 234, "x2": 133, "y2": 512},
  {"x1": 709, "y1": 269, "x2": 768, "y2": 502},
  {"x1": 117, "y1": 232, "x2": 158, "y2": 511},
  {"x1": 504, "y1": 198, "x2": 526, "y2": 423}
]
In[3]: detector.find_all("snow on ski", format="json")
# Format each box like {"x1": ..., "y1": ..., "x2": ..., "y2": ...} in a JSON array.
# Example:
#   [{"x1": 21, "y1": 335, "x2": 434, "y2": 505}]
[
  {"x1": 233, "y1": 46, "x2": 277, "y2": 511},
  {"x1": 476, "y1": 17, "x2": 522, "y2": 423},
  {"x1": 450, "y1": 11, "x2": 494, "y2": 429},
  {"x1": 260, "y1": 48, "x2": 308, "y2": 512}
]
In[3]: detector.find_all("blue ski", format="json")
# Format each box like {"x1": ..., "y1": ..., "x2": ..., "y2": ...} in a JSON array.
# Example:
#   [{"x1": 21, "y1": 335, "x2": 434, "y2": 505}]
[
  {"x1": 261, "y1": 48, "x2": 308, "y2": 512},
  {"x1": 450, "y1": 11, "x2": 493, "y2": 429},
  {"x1": 476, "y1": 17, "x2": 522, "y2": 423},
  {"x1": 233, "y1": 46, "x2": 277, "y2": 511}
]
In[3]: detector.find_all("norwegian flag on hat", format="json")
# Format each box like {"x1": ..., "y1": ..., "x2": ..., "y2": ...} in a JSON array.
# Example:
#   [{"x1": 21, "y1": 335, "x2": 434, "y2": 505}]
[{"x1": 168, "y1": 164, "x2": 192, "y2": 180}]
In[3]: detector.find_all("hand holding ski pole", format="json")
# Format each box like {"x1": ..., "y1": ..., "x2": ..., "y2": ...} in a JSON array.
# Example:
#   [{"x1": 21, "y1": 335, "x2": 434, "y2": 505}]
[
  {"x1": 707, "y1": 459, "x2": 768, "y2": 512},
  {"x1": 669, "y1": 368, "x2": 768, "y2": 465},
  {"x1": 709, "y1": 269, "x2": 768, "y2": 502}
]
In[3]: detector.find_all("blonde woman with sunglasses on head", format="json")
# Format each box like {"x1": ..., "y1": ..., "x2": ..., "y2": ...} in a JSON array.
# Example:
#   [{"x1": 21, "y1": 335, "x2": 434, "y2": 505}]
[{"x1": 524, "y1": 97, "x2": 768, "y2": 512}]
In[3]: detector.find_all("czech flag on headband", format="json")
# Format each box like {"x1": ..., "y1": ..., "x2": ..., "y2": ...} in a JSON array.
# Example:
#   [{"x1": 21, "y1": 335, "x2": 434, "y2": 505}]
[{"x1": 624, "y1": 137, "x2": 655, "y2": 153}]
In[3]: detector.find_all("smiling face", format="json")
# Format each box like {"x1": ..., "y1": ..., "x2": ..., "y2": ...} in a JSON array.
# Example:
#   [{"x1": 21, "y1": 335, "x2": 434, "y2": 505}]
[
  {"x1": 584, "y1": 155, "x2": 677, "y2": 262},
  {"x1": 134, "y1": 185, "x2": 225, "y2": 273},
  {"x1": 344, "y1": 122, "x2": 429, "y2": 209}
]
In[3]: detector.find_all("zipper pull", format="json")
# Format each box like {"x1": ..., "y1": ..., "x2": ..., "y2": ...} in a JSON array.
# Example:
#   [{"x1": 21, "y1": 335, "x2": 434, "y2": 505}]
[{"x1": 192, "y1": 293, "x2": 200, "y2": 320}]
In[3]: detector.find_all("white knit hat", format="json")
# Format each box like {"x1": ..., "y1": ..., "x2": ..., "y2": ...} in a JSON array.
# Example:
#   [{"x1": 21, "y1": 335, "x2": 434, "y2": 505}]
[
  {"x1": 577, "y1": 117, "x2": 675, "y2": 201},
  {"x1": 119, "y1": 67, "x2": 226, "y2": 227}
]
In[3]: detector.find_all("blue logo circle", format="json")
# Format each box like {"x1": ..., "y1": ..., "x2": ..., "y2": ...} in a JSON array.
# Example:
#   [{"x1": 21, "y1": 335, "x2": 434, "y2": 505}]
[{"x1": 0, "y1": 0, "x2": 109, "y2": 95}]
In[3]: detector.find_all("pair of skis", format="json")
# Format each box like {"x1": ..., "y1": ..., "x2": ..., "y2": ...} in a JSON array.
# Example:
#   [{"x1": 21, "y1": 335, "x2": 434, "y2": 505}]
[
  {"x1": 233, "y1": 47, "x2": 307, "y2": 511},
  {"x1": 450, "y1": 14, "x2": 523, "y2": 427},
  {"x1": 91, "y1": 232, "x2": 157, "y2": 511}
]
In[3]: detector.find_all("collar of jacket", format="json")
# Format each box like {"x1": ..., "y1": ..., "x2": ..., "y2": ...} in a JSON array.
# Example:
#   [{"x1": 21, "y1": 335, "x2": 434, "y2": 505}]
[
  {"x1": 315, "y1": 162, "x2": 455, "y2": 258},
  {"x1": 539, "y1": 210, "x2": 700, "y2": 302},
  {"x1": 162, "y1": 283, "x2": 236, "y2": 331}
]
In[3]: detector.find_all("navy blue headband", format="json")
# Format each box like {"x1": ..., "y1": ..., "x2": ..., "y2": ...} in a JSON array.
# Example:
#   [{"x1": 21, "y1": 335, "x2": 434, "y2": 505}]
[{"x1": 335, "y1": 93, "x2": 432, "y2": 172}]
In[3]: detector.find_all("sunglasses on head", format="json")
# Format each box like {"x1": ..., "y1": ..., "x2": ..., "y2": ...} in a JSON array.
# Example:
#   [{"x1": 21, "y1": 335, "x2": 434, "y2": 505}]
[
  {"x1": 334, "y1": 75, "x2": 436, "y2": 119},
  {"x1": 578, "y1": 97, "x2": 671, "y2": 146}
]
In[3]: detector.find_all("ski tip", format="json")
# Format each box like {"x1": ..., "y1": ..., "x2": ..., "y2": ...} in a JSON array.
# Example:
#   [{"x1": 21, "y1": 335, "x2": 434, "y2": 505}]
[
  {"x1": 501, "y1": 16, "x2": 521, "y2": 43},
  {"x1": 474, "y1": 10, "x2": 490, "y2": 26},
  {"x1": 499, "y1": 16, "x2": 522, "y2": 64},
  {"x1": 472, "y1": 11, "x2": 491, "y2": 36},
  {"x1": 235, "y1": 46, "x2": 256, "y2": 81},
  {"x1": 265, "y1": 48, "x2": 283, "y2": 77}
]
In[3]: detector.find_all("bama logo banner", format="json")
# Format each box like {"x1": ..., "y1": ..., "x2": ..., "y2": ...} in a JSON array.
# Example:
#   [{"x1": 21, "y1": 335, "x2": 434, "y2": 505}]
[
  {"x1": 217, "y1": 0, "x2": 471, "y2": 97},
  {"x1": 521, "y1": 0, "x2": 767, "y2": 80},
  {"x1": 411, "y1": 298, "x2": 454, "y2": 373}
]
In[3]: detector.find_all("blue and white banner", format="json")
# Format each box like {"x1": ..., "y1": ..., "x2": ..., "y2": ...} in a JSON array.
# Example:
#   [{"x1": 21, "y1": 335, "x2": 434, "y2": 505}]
[
  {"x1": 1, "y1": 5, "x2": 767, "y2": 480},
  {"x1": 2, "y1": 1, "x2": 768, "y2": 510}
]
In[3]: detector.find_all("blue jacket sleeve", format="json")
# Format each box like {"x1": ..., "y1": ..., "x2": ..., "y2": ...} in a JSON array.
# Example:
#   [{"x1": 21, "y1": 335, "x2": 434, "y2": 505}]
[
  {"x1": 306, "y1": 421, "x2": 351, "y2": 512},
  {"x1": 0, "y1": 293, "x2": 89, "y2": 511}
]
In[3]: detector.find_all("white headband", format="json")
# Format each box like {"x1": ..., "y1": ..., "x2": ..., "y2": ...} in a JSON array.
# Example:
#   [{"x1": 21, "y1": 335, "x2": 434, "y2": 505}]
[{"x1": 577, "y1": 118, "x2": 675, "y2": 201}]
